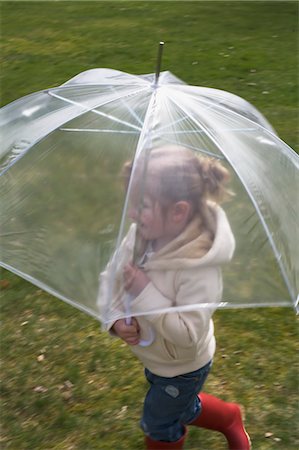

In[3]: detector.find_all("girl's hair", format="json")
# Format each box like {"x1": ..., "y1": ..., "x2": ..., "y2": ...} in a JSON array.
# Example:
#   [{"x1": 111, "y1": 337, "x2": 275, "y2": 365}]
[{"x1": 123, "y1": 145, "x2": 232, "y2": 236}]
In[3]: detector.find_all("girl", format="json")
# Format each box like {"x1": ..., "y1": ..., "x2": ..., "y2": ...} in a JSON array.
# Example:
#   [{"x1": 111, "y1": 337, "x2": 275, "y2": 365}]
[{"x1": 99, "y1": 146, "x2": 251, "y2": 449}]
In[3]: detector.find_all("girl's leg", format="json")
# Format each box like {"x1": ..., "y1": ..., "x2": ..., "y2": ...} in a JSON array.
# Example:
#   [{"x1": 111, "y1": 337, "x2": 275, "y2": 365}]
[
  {"x1": 142, "y1": 362, "x2": 212, "y2": 448},
  {"x1": 145, "y1": 429, "x2": 187, "y2": 449},
  {"x1": 189, "y1": 392, "x2": 251, "y2": 450}
]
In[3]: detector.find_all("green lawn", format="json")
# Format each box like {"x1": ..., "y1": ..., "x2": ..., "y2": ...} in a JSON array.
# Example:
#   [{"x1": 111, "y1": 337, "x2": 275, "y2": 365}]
[{"x1": 1, "y1": 1, "x2": 298, "y2": 449}]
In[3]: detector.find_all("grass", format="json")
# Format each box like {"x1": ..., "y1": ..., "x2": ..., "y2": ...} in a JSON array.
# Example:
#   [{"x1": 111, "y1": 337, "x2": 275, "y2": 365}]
[{"x1": 1, "y1": 1, "x2": 298, "y2": 449}]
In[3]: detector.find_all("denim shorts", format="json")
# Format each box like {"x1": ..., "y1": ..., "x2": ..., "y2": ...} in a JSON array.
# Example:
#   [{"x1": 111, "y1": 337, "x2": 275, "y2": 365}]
[{"x1": 141, "y1": 360, "x2": 212, "y2": 442}]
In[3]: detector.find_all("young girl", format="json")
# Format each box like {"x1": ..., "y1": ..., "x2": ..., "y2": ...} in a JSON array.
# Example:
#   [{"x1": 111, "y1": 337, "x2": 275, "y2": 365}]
[{"x1": 99, "y1": 146, "x2": 251, "y2": 449}]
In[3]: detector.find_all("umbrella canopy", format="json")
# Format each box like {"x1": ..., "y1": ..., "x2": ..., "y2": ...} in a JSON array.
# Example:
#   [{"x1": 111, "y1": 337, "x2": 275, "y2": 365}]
[{"x1": 1, "y1": 68, "x2": 298, "y2": 323}]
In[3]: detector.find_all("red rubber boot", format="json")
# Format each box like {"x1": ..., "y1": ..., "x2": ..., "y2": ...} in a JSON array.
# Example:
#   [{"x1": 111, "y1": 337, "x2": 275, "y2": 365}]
[
  {"x1": 190, "y1": 392, "x2": 251, "y2": 450},
  {"x1": 145, "y1": 428, "x2": 187, "y2": 449}
]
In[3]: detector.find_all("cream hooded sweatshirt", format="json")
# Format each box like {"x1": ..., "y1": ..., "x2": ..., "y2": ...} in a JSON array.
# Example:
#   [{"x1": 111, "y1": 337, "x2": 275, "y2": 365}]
[{"x1": 99, "y1": 204, "x2": 235, "y2": 377}]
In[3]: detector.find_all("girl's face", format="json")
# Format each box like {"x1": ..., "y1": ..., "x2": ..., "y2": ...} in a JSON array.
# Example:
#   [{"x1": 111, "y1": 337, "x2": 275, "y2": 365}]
[
  {"x1": 128, "y1": 175, "x2": 192, "y2": 251},
  {"x1": 129, "y1": 194, "x2": 165, "y2": 239}
]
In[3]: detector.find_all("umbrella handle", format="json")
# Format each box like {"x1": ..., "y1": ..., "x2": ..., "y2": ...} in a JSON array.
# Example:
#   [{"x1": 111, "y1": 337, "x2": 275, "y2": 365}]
[
  {"x1": 125, "y1": 316, "x2": 155, "y2": 347},
  {"x1": 138, "y1": 325, "x2": 155, "y2": 347},
  {"x1": 124, "y1": 292, "x2": 155, "y2": 347}
]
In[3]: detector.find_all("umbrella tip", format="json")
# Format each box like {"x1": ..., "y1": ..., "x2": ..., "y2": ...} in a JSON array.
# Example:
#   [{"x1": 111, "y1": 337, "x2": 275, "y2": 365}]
[{"x1": 154, "y1": 42, "x2": 165, "y2": 87}]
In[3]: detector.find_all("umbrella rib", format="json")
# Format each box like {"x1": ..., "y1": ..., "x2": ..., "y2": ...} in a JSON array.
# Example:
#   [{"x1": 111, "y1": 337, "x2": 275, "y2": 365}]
[
  {"x1": 47, "y1": 89, "x2": 146, "y2": 132},
  {"x1": 0, "y1": 89, "x2": 140, "y2": 176},
  {"x1": 153, "y1": 103, "x2": 255, "y2": 137},
  {"x1": 0, "y1": 262, "x2": 102, "y2": 322},
  {"x1": 157, "y1": 115, "x2": 190, "y2": 131},
  {"x1": 0, "y1": 86, "x2": 147, "y2": 176},
  {"x1": 160, "y1": 127, "x2": 256, "y2": 135},
  {"x1": 109, "y1": 85, "x2": 144, "y2": 126},
  {"x1": 57, "y1": 81, "x2": 149, "y2": 89},
  {"x1": 168, "y1": 93, "x2": 296, "y2": 305},
  {"x1": 60, "y1": 128, "x2": 139, "y2": 134},
  {"x1": 2, "y1": 255, "x2": 292, "y2": 319},
  {"x1": 167, "y1": 94, "x2": 226, "y2": 157},
  {"x1": 159, "y1": 136, "x2": 225, "y2": 160},
  {"x1": 170, "y1": 85, "x2": 277, "y2": 135},
  {"x1": 102, "y1": 299, "x2": 293, "y2": 321},
  {"x1": 168, "y1": 85, "x2": 299, "y2": 162}
]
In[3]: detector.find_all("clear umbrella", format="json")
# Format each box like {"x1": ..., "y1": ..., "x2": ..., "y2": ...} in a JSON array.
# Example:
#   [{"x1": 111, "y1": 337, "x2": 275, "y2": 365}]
[{"x1": 1, "y1": 45, "x2": 298, "y2": 327}]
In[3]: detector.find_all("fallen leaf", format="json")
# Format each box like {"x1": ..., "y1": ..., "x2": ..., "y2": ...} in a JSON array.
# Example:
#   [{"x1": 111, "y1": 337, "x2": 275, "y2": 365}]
[
  {"x1": 58, "y1": 380, "x2": 74, "y2": 392},
  {"x1": 64, "y1": 380, "x2": 74, "y2": 390},
  {"x1": 37, "y1": 354, "x2": 45, "y2": 362},
  {"x1": 265, "y1": 432, "x2": 273, "y2": 438},
  {"x1": 33, "y1": 386, "x2": 48, "y2": 393},
  {"x1": 116, "y1": 405, "x2": 128, "y2": 419},
  {"x1": 0, "y1": 279, "x2": 10, "y2": 289},
  {"x1": 61, "y1": 391, "x2": 73, "y2": 401}
]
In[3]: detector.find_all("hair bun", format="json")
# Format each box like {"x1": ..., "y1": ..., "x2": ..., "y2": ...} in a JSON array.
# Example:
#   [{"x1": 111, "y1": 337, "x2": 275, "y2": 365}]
[{"x1": 199, "y1": 158, "x2": 231, "y2": 202}]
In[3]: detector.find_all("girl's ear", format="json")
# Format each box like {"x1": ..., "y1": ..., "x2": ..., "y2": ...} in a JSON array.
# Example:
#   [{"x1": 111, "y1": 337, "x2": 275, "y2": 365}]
[{"x1": 172, "y1": 201, "x2": 192, "y2": 223}]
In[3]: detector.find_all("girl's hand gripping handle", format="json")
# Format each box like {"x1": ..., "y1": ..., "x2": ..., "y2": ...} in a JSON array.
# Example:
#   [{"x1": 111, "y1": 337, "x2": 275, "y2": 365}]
[
  {"x1": 112, "y1": 318, "x2": 140, "y2": 346},
  {"x1": 125, "y1": 315, "x2": 155, "y2": 347}
]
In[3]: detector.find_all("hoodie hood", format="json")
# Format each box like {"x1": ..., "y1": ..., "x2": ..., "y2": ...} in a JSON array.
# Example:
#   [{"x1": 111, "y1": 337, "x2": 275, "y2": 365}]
[{"x1": 144, "y1": 204, "x2": 235, "y2": 271}]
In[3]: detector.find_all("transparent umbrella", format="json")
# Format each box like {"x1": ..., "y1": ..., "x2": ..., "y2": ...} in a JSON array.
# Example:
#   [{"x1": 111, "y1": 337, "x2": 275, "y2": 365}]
[{"x1": 1, "y1": 45, "x2": 298, "y2": 328}]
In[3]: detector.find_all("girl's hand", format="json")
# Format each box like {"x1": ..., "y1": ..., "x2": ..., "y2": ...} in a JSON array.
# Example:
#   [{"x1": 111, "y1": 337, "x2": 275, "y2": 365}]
[
  {"x1": 123, "y1": 263, "x2": 150, "y2": 297},
  {"x1": 112, "y1": 318, "x2": 140, "y2": 345}
]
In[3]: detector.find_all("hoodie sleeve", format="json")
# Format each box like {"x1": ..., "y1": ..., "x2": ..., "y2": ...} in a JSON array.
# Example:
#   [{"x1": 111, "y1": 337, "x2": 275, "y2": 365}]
[{"x1": 130, "y1": 265, "x2": 222, "y2": 348}]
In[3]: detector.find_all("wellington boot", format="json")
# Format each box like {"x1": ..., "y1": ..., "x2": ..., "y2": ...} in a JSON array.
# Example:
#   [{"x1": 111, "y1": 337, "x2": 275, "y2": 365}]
[
  {"x1": 190, "y1": 392, "x2": 251, "y2": 450},
  {"x1": 145, "y1": 428, "x2": 187, "y2": 449}
]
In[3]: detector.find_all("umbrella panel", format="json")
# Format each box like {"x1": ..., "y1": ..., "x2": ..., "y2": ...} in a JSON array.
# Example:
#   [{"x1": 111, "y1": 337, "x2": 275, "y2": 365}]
[
  {"x1": 105, "y1": 144, "x2": 291, "y2": 324},
  {"x1": 1, "y1": 125, "x2": 139, "y2": 319}
]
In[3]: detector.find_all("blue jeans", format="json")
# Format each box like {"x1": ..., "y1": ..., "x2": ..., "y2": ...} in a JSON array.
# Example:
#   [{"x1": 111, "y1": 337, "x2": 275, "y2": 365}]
[{"x1": 141, "y1": 360, "x2": 212, "y2": 442}]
